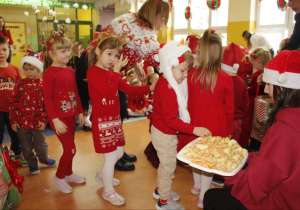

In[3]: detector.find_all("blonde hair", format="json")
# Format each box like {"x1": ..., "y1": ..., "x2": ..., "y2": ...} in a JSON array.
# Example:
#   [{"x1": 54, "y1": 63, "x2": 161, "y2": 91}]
[
  {"x1": 145, "y1": 73, "x2": 159, "y2": 85},
  {"x1": 192, "y1": 29, "x2": 223, "y2": 93},
  {"x1": 43, "y1": 35, "x2": 71, "y2": 71},
  {"x1": 126, "y1": 69, "x2": 136, "y2": 77},
  {"x1": 88, "y1": 36, "x2": 123, "y2": 68},
  {"x1": 130, "y1": 79, "x2": 141, "y2": 86},
  {"x1": 181, "y1": 51, "x2": 194, "y2": 69},
  {"x1": 249, "y1": 48, "x2": 271, "y2": 69},
  {"x1": 133, "y1": 0, "x2": 170, "y2": 31}
]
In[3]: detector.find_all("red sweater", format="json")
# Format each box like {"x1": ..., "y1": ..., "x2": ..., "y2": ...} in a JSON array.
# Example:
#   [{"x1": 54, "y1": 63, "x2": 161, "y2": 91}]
[
  {"x1": 226, "y1": 108, "x2": 300, "y2": 209},
  {"x1": 178, "y1": 68, "x2": 234, "y2": 151},
  {"x1": 43, "y1": 66, "x2": 83, "y2": 120},
  {"x1": 152, "y1": 76, "x2": 194, "y2": 135},
  {"x1": 127, "y1": 94, "x2": 149, "y2": 112},
  {"x1": 0, "y1": 64, "x2": 22, "y2": 112},
  {"x1": 232, "y1": 76, "x2": 249, "y2": 120},
  {"x1": 9, "y1": 78, "x2": 47, "y2": 129},
  {"x1": 0, "y1": 30, "x2": 13, "y2": 45},
  {"x1": 87, "y1": 65, "x2": 151, "y2": 153}
]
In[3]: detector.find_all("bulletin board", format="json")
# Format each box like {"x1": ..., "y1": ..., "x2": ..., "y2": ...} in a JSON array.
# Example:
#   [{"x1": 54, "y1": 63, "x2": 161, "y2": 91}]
[{"x1": 5, "y1": 22, "x2": 27, "y2": 71}]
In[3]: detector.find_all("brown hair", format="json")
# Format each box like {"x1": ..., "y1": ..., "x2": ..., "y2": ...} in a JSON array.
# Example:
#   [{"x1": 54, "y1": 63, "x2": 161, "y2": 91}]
[
  {"x1": 126, "y1": 69, "x2": 136, "y2": 77},
  {"x1": 0, "y1": 17, "x2": 8, "y2": 36},
  {"x1": 145, "y1": 73, "x2": 159, "y2": 85},
  {"x1": 263, "y1": 85, "x2": 300, "y2": 134},
  {"x1": 249, "y1": 48, "x2": 271, "y2": 70},
  {"x1": 133, "y1": 0, "x2": 170, "y2": 31},
  {"x1": 192, "y1": 29, "x2": 223, "y2": 93},
  {"x1": 242, "y1": 30, "x2": 252, "y2": 49},
  {"x1": 129, "y1": 79, "x2": 141, "y2": 86},
  {"x1": 0, "y1": 35, "x2": 8, "y2": 45},
  {"x1": 181, "y1": 50, "x2": 194, "y2": 69},
  {"x1": 88, "y1": 37, "x2": 123, "y2": 68},
  {"x1": 43, "y1": 34, "x2": 71, "y2": 71}
]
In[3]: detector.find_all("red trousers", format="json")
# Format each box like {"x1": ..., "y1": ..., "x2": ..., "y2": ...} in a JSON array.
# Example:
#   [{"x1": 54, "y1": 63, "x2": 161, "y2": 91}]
[{"x1": 50, "y1": 116, "x2": 76, "y2": 179}]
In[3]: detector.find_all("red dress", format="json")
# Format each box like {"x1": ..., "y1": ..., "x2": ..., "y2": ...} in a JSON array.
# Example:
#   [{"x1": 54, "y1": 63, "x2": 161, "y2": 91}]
[
  {"x1": 178, "y1": 68, "x2": 234, "y2": 151},
  {"x1": 87, "y1": 65, "x2": 151, "y2": 153}
]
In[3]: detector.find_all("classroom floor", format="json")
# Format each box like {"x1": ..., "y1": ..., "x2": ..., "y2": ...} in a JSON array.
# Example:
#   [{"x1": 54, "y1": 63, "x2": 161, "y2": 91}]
[{"x1": 8, "y1": 119, "x2": 221, "y2": 209}]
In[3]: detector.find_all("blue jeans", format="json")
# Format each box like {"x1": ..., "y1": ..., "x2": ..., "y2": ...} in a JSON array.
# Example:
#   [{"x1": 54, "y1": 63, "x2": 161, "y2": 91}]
[{"x1": 0, "y1": 111, "x2": 21, "y2": 155}]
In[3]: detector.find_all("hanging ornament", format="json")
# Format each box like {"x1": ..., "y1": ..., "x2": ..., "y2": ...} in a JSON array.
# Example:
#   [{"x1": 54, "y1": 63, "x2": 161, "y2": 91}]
[
  {"x1": 169, "y1": 0, "x2": 174, "y2": 12},
  {"x1": 185, "y1": 6, "x2": 192, "y2": 20},
  {"x1": 24, "y1": 11, "x2": 29, "y2": 16},
  {"x1": 65, "y1": 18, "x2": 71, "y2": 24},
  {"x1": 42, "y1": 17, "x2": 47, "y2": 22},
  {"x1": 73, "y1": 3, "x2": 79, "y2": 8},
  {"x1": 35, "y1": 9, "x2": 40, "y2": 14},
  {"x1": 54, "y1": 20, "x2": 59, "y2": 23},
  {"x1": 277, "y1": 0, "x2": 288, "y2": 11},
  {"x1": 206, "y1": 0, "x2": 221, "y2": 10},
  {"x1": 43, "y1": 4, "x2": 50, "y2": 10},
  {"x1": 32, "y1": 5, "x2": 37, "y2": 10},
  {"x1": 52, "y1": 11, "x2": 56, "y2": 16},
  {"x1": 82, "y1": 5, "x2": 88, "y2": 10}
]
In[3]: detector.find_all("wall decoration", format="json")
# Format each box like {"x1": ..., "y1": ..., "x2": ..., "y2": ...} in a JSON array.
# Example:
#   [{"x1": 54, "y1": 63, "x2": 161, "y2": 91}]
[
  {"x1": 185, "y1": 6, "x2": 192, "y2": 20},
  {"x1": 207, "y1": 0, "x2": 221, "y2": 10},
  {"x1": 277, "y1": 0, "x2": 288, "y2": 11}
]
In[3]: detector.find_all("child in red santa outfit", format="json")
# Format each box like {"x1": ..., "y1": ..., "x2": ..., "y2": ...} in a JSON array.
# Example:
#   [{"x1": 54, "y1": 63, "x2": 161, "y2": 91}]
[
  {"x1": 204, "y1": 50, "x2": 300, "y2": 210},
  {"x1": 43, "y1": 26, "x2": 85, "y2": 194},
  {"x1": 178, "y1": 29, "x2": 234, "y2": 208},
  {"x1": 151, "y1": 41, "x2": 211, "y2": 210},
  {"x1": 221, "y1": 43, "x2": 249, "y2": 141},
  {"x1": 87, "y1": 32, "x2": 156, "y2": 206},
  {"x1": 9, "y1": 52, "x2": 56, "y2": 175}
]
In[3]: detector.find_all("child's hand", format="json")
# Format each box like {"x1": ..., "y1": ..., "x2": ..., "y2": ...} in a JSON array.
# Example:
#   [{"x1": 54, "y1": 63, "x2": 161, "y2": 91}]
[
  {"x1": 135, "y1": 110, "x2": 143, "y2": 114},
  {"x1": 113, "y1": 54, "x2": 128, "y2": 73},
  {"x1": 11, "y1": 123, "x2": 20, "y2": 133},
  {"x1": 133, "y1": 63, "x2": 145, "y2": 81},
  {"x1": 52, "y1": 118, "x2": 68, "y2": 135},
  {"x1": 150, "y1": 79, "x2": 158, "y2": 92},
  {"x1": 193, "y1": 127, "x2": 212, "y2": 137},
  {"x1": 141, "y1": 107, "x2": 147, "y2": 114},
  {"x1": 78, "y1": 113, "x2": 84, "y2": 127},
  {"x1": 39, "y1": 122, "x2": 46, "y2": 131}
]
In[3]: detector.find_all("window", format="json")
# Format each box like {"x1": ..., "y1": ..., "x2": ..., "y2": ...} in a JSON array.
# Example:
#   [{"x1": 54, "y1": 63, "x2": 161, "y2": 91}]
[
  {"x1": 173, "y1": 0, "x2": 228, "y2": 46},
  {"x1": 256, "y1": 0, "x2": 295, "y2": 53}
]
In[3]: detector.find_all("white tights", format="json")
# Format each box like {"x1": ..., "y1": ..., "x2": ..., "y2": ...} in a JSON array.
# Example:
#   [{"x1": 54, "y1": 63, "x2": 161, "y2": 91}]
[
  {"x1": 192, "y1": 168, "x2": 213, "y2": 200},
  {"x1": 101, "y1": 146, "x2": 124, "y2": 192}
]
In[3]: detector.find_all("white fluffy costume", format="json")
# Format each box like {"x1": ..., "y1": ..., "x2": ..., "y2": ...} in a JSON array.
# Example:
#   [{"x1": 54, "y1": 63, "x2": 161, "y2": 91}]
[{"x1": 154, "y1": 41, "x2": 191, "y2": 123}]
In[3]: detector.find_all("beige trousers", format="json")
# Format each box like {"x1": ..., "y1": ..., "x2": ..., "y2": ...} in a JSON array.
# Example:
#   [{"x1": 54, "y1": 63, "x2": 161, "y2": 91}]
[{"x1": 151, "y1": 125, "x2": 178, "y2": 200}]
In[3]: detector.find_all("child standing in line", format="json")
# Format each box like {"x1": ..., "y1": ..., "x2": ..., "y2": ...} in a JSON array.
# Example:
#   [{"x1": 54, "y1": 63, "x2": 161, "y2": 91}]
[
  {"x1": 221, "y1": 43, "x2": 249, "y2": 141},
  {"x1": 42, "y1": 27, "x2": 85, "y2": 194},
  {"x1": 239, "y1": 48, "x2": 271, "y2": 152},
  {"x1": 9, "y1": 52, "x2": 56, "y2": 175},
  {"x1": 87, "y1": 32, "x2": 156, "y2": 206},
  {"x1": 0, "y1": 35, "x2": 27, "y2": 166},
  {"x1": 151, "y1": 41, "x2": 211, "y2": 209},
  {"x1": 127, "y1": 80, "x2": 151, "y2": 116},
  {"x1": 178, "y1": 29, "x2": 234, "y2": 208},
  {"x1": 145, "y1": 73, "x2": 159, "y2": 105}
]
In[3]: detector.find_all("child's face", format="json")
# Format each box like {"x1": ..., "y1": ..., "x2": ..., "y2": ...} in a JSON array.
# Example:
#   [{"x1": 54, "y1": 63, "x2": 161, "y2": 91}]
[
  {"x1": 264, "y1": 83, "x2": 274, "y2": 100},
  {"x1": 129, "y1": 73, "x2": 137, "y2": 82},
  {"x1": 147, "y1": 67, "x2": 154, "y2": 75},
  {"x1": 23, "y1": 63, "x2": 40, "y2": 79},
  {"x1": 172, "y1": 61, "x2": 189, "y2": 84},
  {"x1": 250, "y1": 59, "x2": 262, "y2": 71},
  {"x1": 0, "y1": 43, "x2": 9, "y2": 63},
  {"x1": 50, "y1": 47, "x2": 71, "y2": 67},
  {"x1": 96, "y1": 48, "x2": 120, "y2": 70}
]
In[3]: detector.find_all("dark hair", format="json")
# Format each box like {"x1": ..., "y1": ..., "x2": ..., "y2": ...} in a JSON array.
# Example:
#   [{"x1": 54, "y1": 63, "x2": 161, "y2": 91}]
[
  {"x1": 0, "y1": 35, "x2": 8, "y2": 45},
  {"x1": 263, "y1": 85, "x2": 300, "y2": 134},
  {"x1": 242, "y1": 30, "x2": 252, "y2": 42},
  {"x1": 96, "y1": 24, "x2": 102, "y2": 32},
  {"x1": 0, "y1": 17, "x2": 8, "y2": 36},
  {"x1": 88, "y1": 37, "x2": 123, "y2": 68}
]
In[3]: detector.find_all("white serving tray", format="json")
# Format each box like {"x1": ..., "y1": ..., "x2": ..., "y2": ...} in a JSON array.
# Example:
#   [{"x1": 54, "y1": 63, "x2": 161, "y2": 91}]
[{"x1": 177, "y1": 137, "x2": 248, "y2": 176}]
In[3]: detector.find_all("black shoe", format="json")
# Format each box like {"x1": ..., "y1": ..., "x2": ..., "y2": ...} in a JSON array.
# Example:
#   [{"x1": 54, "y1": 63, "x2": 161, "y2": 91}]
[
  {"x1": 83, "y1": 125, "x2": 92, "y2": 131},
  {"x1": 212, "y1": 175, "x2": 225, "y2": 187},
  {"x1": 123, "y1": 152, "x2": 137, "y2": 162},
  {"x1": 115, "y1": 158, "x2": 135, "y2": 171}
]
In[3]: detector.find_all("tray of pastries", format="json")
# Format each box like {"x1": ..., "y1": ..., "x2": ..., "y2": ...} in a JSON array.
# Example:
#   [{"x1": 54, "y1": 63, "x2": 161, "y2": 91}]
[{"x1": 177, "y1": 136, "x2": 248, "y2": 176}]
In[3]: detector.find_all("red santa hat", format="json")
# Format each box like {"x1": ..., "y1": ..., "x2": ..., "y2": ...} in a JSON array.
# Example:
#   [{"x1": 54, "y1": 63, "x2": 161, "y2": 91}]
[
  {"x1": 221, "y1": 42, "x2": 245, "y2": 73},
  {"x1": 20, "y1": 51, "x2": 43, "y2": 73},
  {"x1": 186, "y1": 35, "x2": 200, "y2": 54},
  {"x1": 263, "y1": 50, "x2": 300, "y2": 89}
]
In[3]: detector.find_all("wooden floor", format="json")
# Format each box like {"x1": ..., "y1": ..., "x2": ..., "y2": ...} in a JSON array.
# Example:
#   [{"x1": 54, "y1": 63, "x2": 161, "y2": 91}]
[{"x1": 12, "y1": 119, "x2": 219, "y2": 209}]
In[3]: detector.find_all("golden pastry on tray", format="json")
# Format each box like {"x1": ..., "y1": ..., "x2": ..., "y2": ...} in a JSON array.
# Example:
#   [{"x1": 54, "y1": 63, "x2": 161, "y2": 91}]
[{"x1": 177, "y1": 136, "x2": 248, "y2": 176}]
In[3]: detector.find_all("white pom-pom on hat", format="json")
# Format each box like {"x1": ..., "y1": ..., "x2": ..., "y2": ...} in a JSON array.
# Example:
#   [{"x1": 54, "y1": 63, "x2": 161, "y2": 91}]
[
  {"x1": 277, "y1": 73, "x2": 288, "y2": 84},
  {"x1": 233, "y1": 63, "x2": 239, "y2": 71}
]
